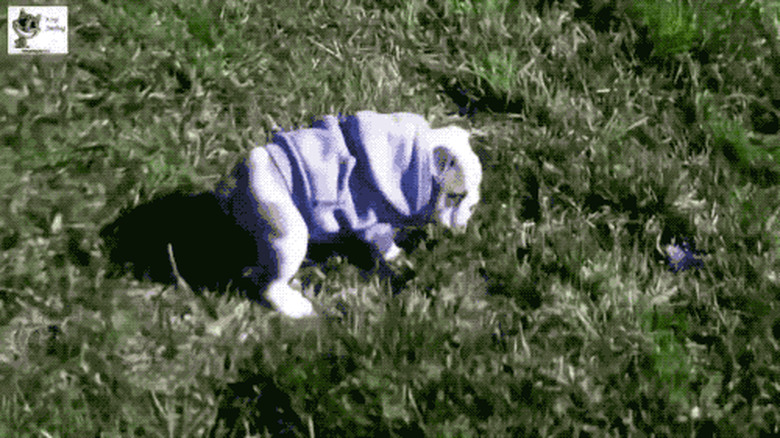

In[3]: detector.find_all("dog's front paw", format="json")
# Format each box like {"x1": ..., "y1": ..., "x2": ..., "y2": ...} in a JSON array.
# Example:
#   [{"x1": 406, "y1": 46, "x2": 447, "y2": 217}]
[
  {"x1": 383, "y1": 243, "x2": 403, "y2": 262},
  {"x1": 265, "y1": 283, "x2": 316, "y2": 319}
]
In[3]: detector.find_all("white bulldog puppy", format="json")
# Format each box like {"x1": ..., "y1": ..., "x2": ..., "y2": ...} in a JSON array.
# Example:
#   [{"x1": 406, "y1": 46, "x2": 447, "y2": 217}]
[{"x1": 214, "y1": 111, "x2": 482, "y2": 318}]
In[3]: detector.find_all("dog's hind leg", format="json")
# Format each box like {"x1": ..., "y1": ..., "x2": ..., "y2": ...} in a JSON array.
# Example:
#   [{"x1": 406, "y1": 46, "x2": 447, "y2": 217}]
[{"x1": 236, "y1": 147, "x2": 315, "y2": 318}]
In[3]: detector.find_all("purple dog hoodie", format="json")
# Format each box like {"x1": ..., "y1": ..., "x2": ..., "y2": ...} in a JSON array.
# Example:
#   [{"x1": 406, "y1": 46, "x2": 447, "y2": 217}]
[{"x1": 262, "y1": 111, "x2": 438, "y2": 256}]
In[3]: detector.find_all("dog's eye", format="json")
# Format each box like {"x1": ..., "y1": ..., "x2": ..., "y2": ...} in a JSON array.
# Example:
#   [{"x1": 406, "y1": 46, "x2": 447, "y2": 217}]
[{"x1": 446, "y1": 193, "x2": 466, "y2": 205}]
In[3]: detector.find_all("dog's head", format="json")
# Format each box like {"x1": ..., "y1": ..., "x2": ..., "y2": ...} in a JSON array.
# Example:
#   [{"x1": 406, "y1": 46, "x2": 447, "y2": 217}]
[{"x1": 427, "y1": 126, "x2": 482, "y2": 232}]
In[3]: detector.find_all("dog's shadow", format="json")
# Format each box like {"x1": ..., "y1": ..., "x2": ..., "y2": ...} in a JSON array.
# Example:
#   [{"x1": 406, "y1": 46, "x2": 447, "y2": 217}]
[{"x1": 100, "y1": 191, "x2": 419, "y2": 301}]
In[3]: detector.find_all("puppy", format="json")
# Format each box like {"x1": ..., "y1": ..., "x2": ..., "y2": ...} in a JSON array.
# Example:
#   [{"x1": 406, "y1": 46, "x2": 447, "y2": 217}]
[{"x1": 215, "y1": 111, "x2": 482, "y2": 318}]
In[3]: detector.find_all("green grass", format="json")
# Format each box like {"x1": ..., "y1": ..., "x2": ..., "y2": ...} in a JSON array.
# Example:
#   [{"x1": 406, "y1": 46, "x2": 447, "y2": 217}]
[{"x1": 2, "y1": 0, "x2": 780, "y2": 435}]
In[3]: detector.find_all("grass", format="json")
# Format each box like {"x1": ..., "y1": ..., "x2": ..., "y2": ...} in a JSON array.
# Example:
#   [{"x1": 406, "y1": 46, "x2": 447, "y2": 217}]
[{"x1": 1, "y1": 0, "x2": 780, "y2": 435}]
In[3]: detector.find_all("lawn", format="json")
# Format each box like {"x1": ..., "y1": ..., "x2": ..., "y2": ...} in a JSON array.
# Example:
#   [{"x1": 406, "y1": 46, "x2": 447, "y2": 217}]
[{"x1": 1, "y1": 0, "x2": 779, "y2": 436}]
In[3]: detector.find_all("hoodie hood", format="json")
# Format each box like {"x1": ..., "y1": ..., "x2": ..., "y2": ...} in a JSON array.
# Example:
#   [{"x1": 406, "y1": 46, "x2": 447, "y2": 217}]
[{"x1": 339, "y1": 111, "x2": 434, "y2": 216}]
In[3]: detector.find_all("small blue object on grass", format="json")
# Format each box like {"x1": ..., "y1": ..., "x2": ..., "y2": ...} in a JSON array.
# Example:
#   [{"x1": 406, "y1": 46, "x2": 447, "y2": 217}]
[{"x1": 665, "y1": 238, "x2": 705, "y2": 273}]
